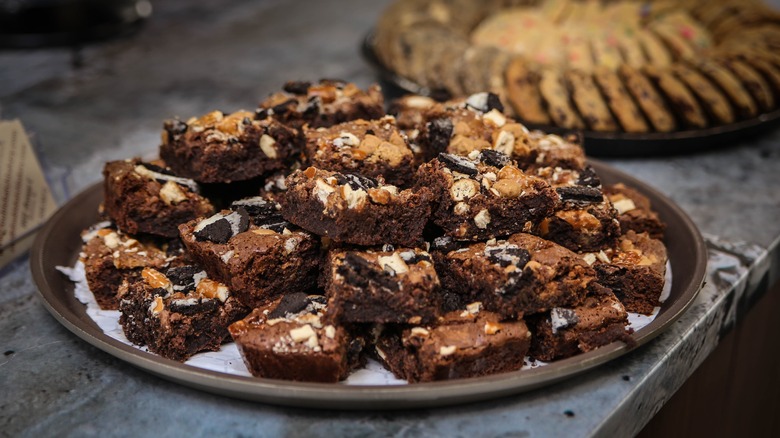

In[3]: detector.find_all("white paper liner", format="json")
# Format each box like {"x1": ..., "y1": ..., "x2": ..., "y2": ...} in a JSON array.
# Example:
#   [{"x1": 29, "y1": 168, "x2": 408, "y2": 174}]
[{"x1": 56, "y1": 260, "x2": 671, "y2": 385}]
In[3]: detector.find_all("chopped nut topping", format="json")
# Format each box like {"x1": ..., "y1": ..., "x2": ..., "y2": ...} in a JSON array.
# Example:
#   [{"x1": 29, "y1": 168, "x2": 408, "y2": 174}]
[
  {"x1": 410, "y1": 327, "x2": 430, "y2": 337},
  {"x1": 149, "y1": 296, "x2": 164, "y2": 315},
  {"x1": 466, "y1": 302, "x2": 483, "y2": 314},
  {"x1": 378, "y1": 252, "x2": 409, "y2": 275},
  {"x1": 493, "y1": 130, "x2": 515, "y2": 155},
  {"x1": 289, "y1": 324, "x2": 317, "y2": 342},
  {"x1": 483, "y1": 109, "x2": 507, "y2": 127},
  {"x1": 597, "y1": 250, "x2": 611, "y2": 263},
  {"x1": 197, "y1": 278, "x2": 229, "y2": 302},
  {"x1": 142, "y1": 268, "x2": 172, "y2": 292},
  {"x1": 474, "y1": 209, "x2": 491, "y2": 229},
  {"x1": 612, "y1": 198, "x2": 637, "y2": 215},
  {"x1": 439, "y1": 345, "x2": 457, "y2": 356},
  {"x1": 159, "y1": 181, "x2": 187, "y2": 205},
  {"x1": 324, "y1": 325, "x2": 336, "y2": 339},
  {"x1": 582, "y1": 253, "x2": 597, "y2": 266},
  {"x1": 102, "y1": 231, "x2": 121, "y2": 249},
  {"x1": 259, "y1": 134, "x2": 278, "y2": 158},
  {"x1": 484, "y1": 321, "x2": 501, "y2": 335},
  {"x1": 450, "y1": 179, "x2": 479, "y2": 201}
]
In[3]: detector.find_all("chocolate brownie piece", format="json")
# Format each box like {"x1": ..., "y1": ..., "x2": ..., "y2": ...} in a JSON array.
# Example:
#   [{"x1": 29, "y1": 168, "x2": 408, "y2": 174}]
[
  {"x1": 228, "y1": 293, "x2": 361, "y2": 382},
  {"x1": 80, "y1": 223, "x2": 171, "y2": 309},
  {"x1": 435, "y1": 232, "x2": 595, "y2": 318},
  {"x1": 119, "y1": 266, "x2": 249, "y2": 361},
  {"x1": 523, "y1": 131, "x2": 587, "y2": 172},
  {"x1": 388, "y1": 95, "x2": 437, "y2": 130},
  {"x1": 280, "y1": 167, "x2": 431, "y2": 246},
  {"x1": 256, "y1": 80, "x2": 385, "y2": 130},
  {"x1": 303, "y1": 116, "x2": 415, "y2": 187},
  {"x1": 416, "y1": 151, "x2": 558, "y2": 241},
  {"x1": 374, "y1": 306, "x2": 531, "y2": 382},
  {"x1": 528, "y1": 283, "x2": 632, "y2": 361},
  {"x1": 103, "y1": 159, "x2": 214, "y2": 238},
  {"x1": 179, "y1": 198, "x2": 320, "y2": 309},
  {"x1": 160, "y1": 110, "x2": 302, "y2": 183},
  {"x1": 324, "y1": 247, "x2": 441, "y2": 324},
  {"x1": 588, "y1": 230, "x2": 667, "y2": 315},
  {"x1": 533, "y1": 166, "x2": 621, "y2": 252},
  {"x1": 604, "y1": 183, "x2": 666, "y2": 239}
]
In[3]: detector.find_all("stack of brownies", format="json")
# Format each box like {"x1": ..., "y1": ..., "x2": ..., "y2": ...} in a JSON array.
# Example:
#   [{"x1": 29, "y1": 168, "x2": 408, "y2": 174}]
[{"x1": 79, "y1": 80, "x2": 667, "y2": 382}]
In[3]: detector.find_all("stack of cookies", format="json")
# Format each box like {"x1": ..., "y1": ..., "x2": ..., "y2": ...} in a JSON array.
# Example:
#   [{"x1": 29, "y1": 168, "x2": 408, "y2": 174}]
[
  {"x1": 373, "y1": 0, "x2": 780, "y2": 133},
  {"x1": 79, "y1": 80, "x2": 667, "y2": 382}
]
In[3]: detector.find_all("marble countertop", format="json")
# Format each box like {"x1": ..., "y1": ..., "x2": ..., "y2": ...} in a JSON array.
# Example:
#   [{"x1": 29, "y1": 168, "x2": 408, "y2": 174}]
[{"x1": 2, "y1": 1, "x2": 779, "y2": 436}]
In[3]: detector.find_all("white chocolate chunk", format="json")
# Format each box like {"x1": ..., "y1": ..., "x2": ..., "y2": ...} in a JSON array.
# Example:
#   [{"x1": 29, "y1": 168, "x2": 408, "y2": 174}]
[
  {"x1": 159, "y1": 180, "x2": 187, "y2": 205},
  {"x1": 259, "y1": 134, "x2": 278, "y2": 159},
  {"x1": 612, "y1": 198, "x2": 637, "y2": 215},
  {"x1": 289, "y1": 324, "x2": 316, "y2": 342}
]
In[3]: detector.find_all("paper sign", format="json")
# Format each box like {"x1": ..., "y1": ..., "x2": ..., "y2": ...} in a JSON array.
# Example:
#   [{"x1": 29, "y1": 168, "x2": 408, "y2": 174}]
[{"x1": 0, "y1": 120, "x2": 58, "y2": 267}]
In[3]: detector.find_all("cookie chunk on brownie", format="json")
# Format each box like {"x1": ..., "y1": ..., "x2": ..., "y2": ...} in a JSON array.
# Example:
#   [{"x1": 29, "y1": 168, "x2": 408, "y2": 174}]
[
  {"x1": 119, "y1": 266, "x2": 249, "y2": 361},
  {"x1": 160, "y1": 110, "x2": 302, "y2": 183},
  {"x1": 228, "y1": 293, "x2": 363, "y2": 382},
  {"x1": 604, "y1": 183, "x2": 666, "y2": 239},
  {"x1": 374, "y1": 306, "x2": 531, "y2": 382},
  {"x1": 324, "y1": 248, "x2": 441, "y2": 324},
  {"x1": 103, "y1": 159, "x2": 214, "y2": 237},
  {"x1": 280, "y1": 167, "x2": 431, "y2": 246},
  {"x1": 527, "y1": 284, "x2": 632, "y2": 361},
  {"x1": 416, "y1": 151, "x2": 558, "y2": 241},
  {"x1": 81, "y1": 223, "x2": 172, "y2": 309},
  {"x1": 435, "y1": 233, "x2": 595, "y2": 318},
  {"x1": 256, "y1": 79, "x2": 385, "y2": 129},
  {"x1": 534, "y1": 165, "x2": 621, "y2": 252},
  {"x1": 587, "y1": 230, "x2": 667, "y2": 315},
  {"x1": 179, "y1": 197, "x2": 320, "y2": 309},
  {"x1": 303, "y1": 116, "x2": 415, "y2": 187}
]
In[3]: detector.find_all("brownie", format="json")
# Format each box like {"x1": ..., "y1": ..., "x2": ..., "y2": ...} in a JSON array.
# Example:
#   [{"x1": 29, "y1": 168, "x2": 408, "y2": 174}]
[
  {"x1": 435, "y1": 232, "x2": 595, "y2": 318},
  {"x1": 604, "y1": 183, "x2": 666, "y2": 239},
  {"x1": 256, "y1": 79, "x2": 385, "y2": 130},
  {"x1": 522, "y1": 131, "x2": 587, "y2": 172},
  {"x1": 527, "y1": 283, "x2": 632, "y2": 361},
  {"x1": 119, "y1": 266, "x2": 249, "y2": 361},
  {"x1": 589, "y1": 230, "x2": 668, "y2": 315},
  {"x1": 324, "y1": 247, "x2": 441, "y2": 324},
  {"x1": 415, "y1": 151, "x2": 558, "y2": 241},
  {"x1": 280, "y1": 167, "x2": 432, "y2": 246},
  {"x1": 179, "y1": 197, "x2": 320, "y2": 309},
  {"x1": 533, "y1": 166, "x2": 621, "y2": 252},
  {"x1": 374, "y1": 306, "x2": 531, "y2": 382},
  {"x1": 81, "y1": 223, "x2": 171, "y2": 309},
  {"x1": 228, "y1": 293, "x2": 362, "y2": 382},
  {"x1": 160, "y1": 110, "x2": 302, "y2": 183},
  {"x1": 303, "y1": 116, "x2": 416, "y2": 187},
  {"x1": 103, "y1": 159, "x2": 214, "y2": 238}
]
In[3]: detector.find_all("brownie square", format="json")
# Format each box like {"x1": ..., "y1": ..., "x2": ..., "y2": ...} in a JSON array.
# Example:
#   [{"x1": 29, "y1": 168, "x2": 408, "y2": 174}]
[
  {"x1": 256, "y1": 80, "x2": 385, "y2": 130},
  {"x1": 435, "y1": 232, "x2": 595, "y2": 318},
  {"x1": 280, "y1": 167, "x2": 432, "y2": 246},
  {"x1": 119, "y1": 266, "x2": 249, "y2": 361},
  {"x1": 228, "y1": 293, "x2": 362, "y2": 382},
  {"x1": 522, "y1": 131, "x2": 586, "y2": 172},
  {"x1": 589, "y1": 230, "x2": 668, "y2": 315},
  {"x1": 103, "y1": 159, "x2": 214, "y2": 237},
  {"x1": 415, "y1": 151, "x2": 558, "y2": 241},
  {"x1": 527, "y1": 284, "x2": 632, "y2": 361},
  {"x1": 303, "y1": 116, "x2": 416, "y2": 187},
  {"x1": 533, "y1": 165, "x2": 621, "y2": 252},
  {"x1": 374, "y1": 306, "x2": 531, "y2": 382},
  {"x1": 324, "y1": 247, "x2": 441, "y2": 324},
  {"x1": 178, "y1": 197, "x2": 320, "y2": 309},
  {"x1": 160, "y1": 110, "x2": 303, "y2": 183},
  {"x1": 81, "y1": 224, "x2": 171, "y2": 309},
  {"x1": 604, "y1": 183, "x2": 666, "y2": 239}
]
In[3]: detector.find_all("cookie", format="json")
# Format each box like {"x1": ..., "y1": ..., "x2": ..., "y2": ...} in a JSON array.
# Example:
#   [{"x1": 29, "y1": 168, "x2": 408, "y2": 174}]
[
  {"x1": 618, "y1": 64, "x2": 676, "y2": 132},
  {"x1": 593, "y1": 67, "x2": 649, "y2": 132},
  {"x1": 539, "y1": 67, "x2": 585, "y2": 129},
  {"x1": 670, "y1": 63, "x2": 734, "y2": 124},
  {"x1": 720, "y1": 58, "x2": 774, "y2": 112},
  {"x1": 695, "y1": 58, "x2": 758, "y2": 118},
  {"x1": 643, "y1": 65, "x2": 708, "y2": 128},
  {"x1": 505, "y1": 57, "x2": 552, "y2": 125},
  {"x1": 566, "y1": 69, "x2": 619, "y2": 132},
  {"x1": 637, "y1": 29, "x2": 672, "y2": 67}
]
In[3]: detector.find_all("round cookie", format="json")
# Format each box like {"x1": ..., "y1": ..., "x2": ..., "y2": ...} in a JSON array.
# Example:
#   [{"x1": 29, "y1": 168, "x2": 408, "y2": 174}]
[
  {"x1": 618, "y1": 64, "x2": 676, "y2": 132},
  {"x1": 650, "y1": 23, "x2": 697, "y2": 61},
  {"x1": 637, "y1": 29, "x2": 672, "y2": 67},
  {"x1": 737, "y1": 54, "x2": 780, "y2": 98},
  {"x1": 590, "y1": 33, "x2": 625, "y2": 71},
  {"x1": 538, "y1": 66, "x2": 585, "y2": 129},
  {"x1": 695, "y1": 58, "x2": 758, "y2": 118},
  {"x1": 670, "y1": 63, "x2": 734, "y2": 124},
  {"x1": 721, "y1": 58, "x2": 775, "y2": 111},
  {"x1": 616, "y1": 25, "x2": 647, "y2": 68},
  {"x1": 563, "y1": 29, "x2": 595, "y2": 72},
  {"x1": 593, "y1": 66, "x2": 649, "y2": 133},
  {"x1": 459, "y1": 46, "x2": 502, "y2": 95},
  {"x1": 642, "y1": 65, "x2": 708, "y2": 129},
  {"x1": 504, "y1": 57, "x2": 551, "y2": 125},
  {"x1": 566, "y1": 69, "x2": 619, "y2": 132}
]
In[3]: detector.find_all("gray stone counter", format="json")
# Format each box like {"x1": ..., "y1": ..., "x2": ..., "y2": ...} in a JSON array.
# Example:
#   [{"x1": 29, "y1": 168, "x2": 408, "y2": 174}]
[{"x1": 2, "y1": 1, "x2": 779, "y2": 436}]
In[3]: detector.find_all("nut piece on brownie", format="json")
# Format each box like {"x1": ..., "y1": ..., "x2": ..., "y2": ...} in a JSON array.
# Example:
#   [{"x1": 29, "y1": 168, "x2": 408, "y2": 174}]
[
  {"x1": 119, "y1": 265, "x2": 249, "y2": 361},
  {"x1": 416, "y1": 151, "x2": 558, "y2": 241},
  {"x1": 256, "y1": 79, "x2": 385, "y2": 130},
  {"x1": 533, "y1": 165, "x2": 621, "y2": 252},
  {"x1": 303, "y1": 115, "x2": 415, "y2": 187},
  {"x1": 435, "y1": 232, "x2": 595, "y2": 318},
  {"x1": 103, "y1": 159, "x2": 214, "y2": 238},
  {"x1": 604, "y1": 183, "x2": 666, "y2": 239},
  {"x1": 228, "y1": 293, "x2": 363, "y2": 382},
  {"x1": 178, "y1": 197, "x2": 320, "y2": 309},
  {"x1": 80, "y1": 222, "x2": 171, "y2": 309},
  {"x1": 527, "y1": 283, "x2": 633, "y2": 361},
  {"x1": 324, "y1": 248, "x2": 441, "y2": 324},
  {"x1": 586, "y1": 230, "x2": 668, "y2": 315},
  {"x1": 160, "y1": 110, "x2": 303, "y2": 183},
  {"x1": 374, "y1": 306, "x2": 531, "y2": 382},
  {"x1": 280, "y1": 167, "x2": 432, "y2": 246}
]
